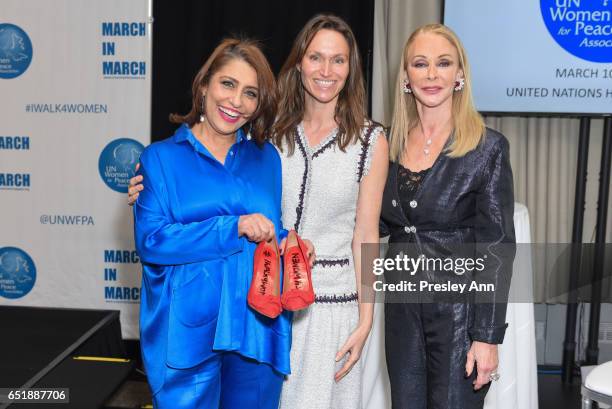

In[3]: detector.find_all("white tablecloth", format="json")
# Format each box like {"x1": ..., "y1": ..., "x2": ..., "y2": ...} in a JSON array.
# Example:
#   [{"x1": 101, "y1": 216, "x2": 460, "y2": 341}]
[{"x1": 362, "y1": 203, "x2": 539, "y2": 409}]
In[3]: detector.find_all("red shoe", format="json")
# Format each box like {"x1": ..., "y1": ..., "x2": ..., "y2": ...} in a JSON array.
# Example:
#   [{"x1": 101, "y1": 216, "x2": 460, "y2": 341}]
[
  {"x1": 248, "y1": 238, "x2": 282, "y2": 318},
  {"x1": 281, "y1": 230, "x2": 315, "y2": 311}
]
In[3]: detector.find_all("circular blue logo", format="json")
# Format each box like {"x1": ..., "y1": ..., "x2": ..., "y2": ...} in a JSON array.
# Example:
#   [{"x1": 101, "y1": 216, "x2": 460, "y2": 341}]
[
  {"x1": 0, "y1": 247, "x2": 36, "y2": 299},
  {"x1": 0, "y1": 23, "x2": 33, "y2": 79},
  {"x1": 99, "y1": 138, "x2": 144, "y2": 193},
  {"x1": 541, "y1": 0, "x2": 612, "y2": 63}
]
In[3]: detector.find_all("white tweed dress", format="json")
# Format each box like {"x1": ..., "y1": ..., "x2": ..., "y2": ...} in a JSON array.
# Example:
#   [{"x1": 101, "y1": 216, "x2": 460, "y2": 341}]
[{"x1": 277, "y1": 122, "x2": 382, "y2": 409}]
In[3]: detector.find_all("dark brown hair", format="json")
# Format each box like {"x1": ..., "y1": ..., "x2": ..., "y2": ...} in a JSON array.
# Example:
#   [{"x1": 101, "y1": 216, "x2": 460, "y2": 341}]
[
  {"x1": 272, "y1": 14, "x2": 367, "y2": 154},
  {"x1": 170, "y1": 38, "x2": 277, "y2": 145}
]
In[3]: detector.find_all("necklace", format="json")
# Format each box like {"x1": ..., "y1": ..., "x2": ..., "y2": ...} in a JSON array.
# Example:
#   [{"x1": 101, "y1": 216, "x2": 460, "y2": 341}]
[{"x1": 423, "y1": 137, "x2": 433, "y2": 156}]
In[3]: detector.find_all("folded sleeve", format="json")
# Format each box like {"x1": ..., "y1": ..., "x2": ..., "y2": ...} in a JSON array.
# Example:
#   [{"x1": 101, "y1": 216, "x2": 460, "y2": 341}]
[{"x1": 133, "y1": 147, "x2": 244, "y2": 266}]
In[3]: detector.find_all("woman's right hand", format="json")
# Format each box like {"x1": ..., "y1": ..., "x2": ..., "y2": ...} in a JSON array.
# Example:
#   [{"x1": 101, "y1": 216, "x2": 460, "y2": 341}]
[
  {"x1": 128, "y1": 163, "x2": 143, "y2": 206},
  {"x1": 238, "y1": 214, "x2": 275, "y2": 243}
]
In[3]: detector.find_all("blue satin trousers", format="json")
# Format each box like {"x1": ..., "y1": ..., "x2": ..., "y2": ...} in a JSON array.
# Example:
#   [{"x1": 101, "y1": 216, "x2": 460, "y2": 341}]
[{"x1": 153, "y1": 352, "x2": 284, "y2": 409}]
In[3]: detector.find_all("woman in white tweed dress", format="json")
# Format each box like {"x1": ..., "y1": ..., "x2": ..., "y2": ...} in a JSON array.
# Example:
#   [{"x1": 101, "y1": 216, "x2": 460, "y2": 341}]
[{"x1": 273, "y1": 14, "x2": 387, "y2": 409}]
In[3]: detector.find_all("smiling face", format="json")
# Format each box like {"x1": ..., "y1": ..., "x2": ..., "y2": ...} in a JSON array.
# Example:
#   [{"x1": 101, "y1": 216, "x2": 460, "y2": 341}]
[
  {"x1": 298, "y1": 29, "x2": 350, "y2": 106},
  {"x1": 405, "y1": 32, "x2": 463, "y2": 110},
  {"x1": 201, "y1": 58, "x2": 259, "y2": 137}
]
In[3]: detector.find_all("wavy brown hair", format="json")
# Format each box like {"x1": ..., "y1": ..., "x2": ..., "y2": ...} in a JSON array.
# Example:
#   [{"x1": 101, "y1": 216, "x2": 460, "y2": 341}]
[
  {"x1": 272, "y1": 14, "x2": 367, "y2": 154},
  {"x1": 170, "y1": 38, "x2": 277, "y2": 145}
]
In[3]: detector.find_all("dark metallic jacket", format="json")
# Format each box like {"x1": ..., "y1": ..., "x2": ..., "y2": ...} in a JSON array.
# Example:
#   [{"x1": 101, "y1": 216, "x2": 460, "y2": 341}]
[{"x1": 380, "y1": 128, "x2": 515, "y2": 344}]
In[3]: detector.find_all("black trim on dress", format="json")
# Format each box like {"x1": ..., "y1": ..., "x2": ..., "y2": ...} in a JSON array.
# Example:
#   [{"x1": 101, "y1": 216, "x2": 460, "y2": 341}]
[
  {"x1": 315, "y1": 292, "x2": 358, "y2": 304},
  {"x1": 313, "y1": 258, "x2": 350, "y2": 268},
  {"x1": 357, "y1": 125, "x2": 376, "y2": 182},
  {"x1": 312, "y1": 136, "x2": 337, "y2": 159},
  {"x1": 294, "y1": 131, "x2": 309, "y2": 232}
]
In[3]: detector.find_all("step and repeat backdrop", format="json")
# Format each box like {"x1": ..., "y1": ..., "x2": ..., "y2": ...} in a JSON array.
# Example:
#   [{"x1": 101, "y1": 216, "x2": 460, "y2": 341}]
[{"x1": 0, "y1": 0, "x2": 151, "y2": 339}]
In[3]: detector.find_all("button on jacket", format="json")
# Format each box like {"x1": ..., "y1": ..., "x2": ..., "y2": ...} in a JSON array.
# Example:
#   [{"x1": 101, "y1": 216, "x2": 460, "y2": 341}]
[
  {"x1": 380, "y1": 128, "x2": 516, "y2": 344},
  {"x1": 134, "y1": 124, "x2": 291, "y2": 394}
]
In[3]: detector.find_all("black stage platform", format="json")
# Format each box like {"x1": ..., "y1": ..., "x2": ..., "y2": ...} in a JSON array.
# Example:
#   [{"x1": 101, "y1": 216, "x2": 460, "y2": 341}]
[{"x1": 0, "y1": 306, "x2": 133, "y2": 409}]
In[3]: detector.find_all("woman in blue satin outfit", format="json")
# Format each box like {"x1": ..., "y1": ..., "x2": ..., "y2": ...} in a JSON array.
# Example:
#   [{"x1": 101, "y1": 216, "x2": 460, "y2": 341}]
[{"x1": 133, "y1": 38, "x2": 291, "y2": 409}]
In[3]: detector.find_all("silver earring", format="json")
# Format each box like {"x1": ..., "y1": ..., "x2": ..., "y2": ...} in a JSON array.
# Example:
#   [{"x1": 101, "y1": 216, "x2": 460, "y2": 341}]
[
  {"x1": 199, "y1": 94, "x2": 205, "y2": 122},
  {"x1": 454, "y1": 78, "x2": 465, "y2": 92},
  {"x1": 402, "y1": 79, "x2": 412, "y2": 94}
]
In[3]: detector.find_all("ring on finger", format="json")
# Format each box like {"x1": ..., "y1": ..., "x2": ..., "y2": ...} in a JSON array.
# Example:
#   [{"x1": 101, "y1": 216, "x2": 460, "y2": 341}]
[{"x1": 489, "y1": 371, "x2": 500, "y2": 382}]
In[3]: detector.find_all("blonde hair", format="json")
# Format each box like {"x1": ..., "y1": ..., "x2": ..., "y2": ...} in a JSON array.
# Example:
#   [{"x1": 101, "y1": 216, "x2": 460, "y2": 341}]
[{"x1": 389, "y1": 24, "x2": 485, "y2": 162}]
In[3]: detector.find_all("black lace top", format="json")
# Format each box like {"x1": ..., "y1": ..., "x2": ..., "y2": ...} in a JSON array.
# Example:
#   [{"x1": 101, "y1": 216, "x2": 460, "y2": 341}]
[{"x1": 397, "y1": 163, "x2": 430, "y2": 218}]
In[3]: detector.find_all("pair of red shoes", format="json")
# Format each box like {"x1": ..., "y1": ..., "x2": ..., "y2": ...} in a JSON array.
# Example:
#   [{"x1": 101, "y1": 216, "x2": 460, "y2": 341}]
[{"x1": 247, "y1": 230, "x2": 315, "y2": 319}]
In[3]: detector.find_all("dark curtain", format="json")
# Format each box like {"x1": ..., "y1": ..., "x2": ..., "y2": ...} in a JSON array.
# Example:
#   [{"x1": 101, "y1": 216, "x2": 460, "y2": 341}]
[{"x1": 152, "y1": 0, "x2": 375, "y2": 142}]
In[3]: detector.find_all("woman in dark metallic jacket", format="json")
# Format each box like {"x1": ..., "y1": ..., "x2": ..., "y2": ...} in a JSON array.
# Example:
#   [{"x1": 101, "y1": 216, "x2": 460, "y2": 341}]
[{"x1": 380, "y1": 24, "x2": 515, "y2": 409}]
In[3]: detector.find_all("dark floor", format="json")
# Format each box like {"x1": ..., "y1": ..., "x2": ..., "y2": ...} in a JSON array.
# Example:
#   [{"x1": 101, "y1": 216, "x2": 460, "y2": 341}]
[
  {"x1": 103, "y1": 380, "x2": 152, "y2": 408},
  {"x1": 538, "y1": 373, "x2": 583, "y2": 409},
  {"x1": 102, "y1": 342, "x2": 586, "y2": 409},
  {"x1": 101, "y1": 370, "x2": 585, "y2": 409},
  {"x1": 106, "y1": 340, "x2": 588, "y2": 408}
]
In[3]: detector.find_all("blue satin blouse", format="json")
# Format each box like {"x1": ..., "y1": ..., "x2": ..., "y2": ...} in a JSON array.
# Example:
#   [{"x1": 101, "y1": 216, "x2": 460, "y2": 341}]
[{"x1": 134, "y1": 124, "x2": 291, "y2": 394}]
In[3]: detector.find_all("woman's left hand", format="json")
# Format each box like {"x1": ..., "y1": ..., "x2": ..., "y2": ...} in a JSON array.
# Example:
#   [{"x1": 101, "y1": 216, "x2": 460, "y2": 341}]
[
  {"x1": 334, "y1": 323, "x2": 371, "y2": 383},
  {"x1": 465, "y1": 341, "x2": 499, "y2": 390}
]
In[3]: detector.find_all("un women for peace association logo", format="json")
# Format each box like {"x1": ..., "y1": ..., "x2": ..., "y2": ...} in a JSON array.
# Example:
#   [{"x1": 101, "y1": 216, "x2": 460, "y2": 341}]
[
  {"x1": 98, "y1": 138, "x2": 144, "y2": 193},
  {"x1": 541, "y1": 0, "x2": 612, "y2": 63},
  {"x1": 0, "y1": 23, "x2": 33, "y2": 79},
  {"x1": 0, "y1": 247, "x2": 36, "y2": 299}
]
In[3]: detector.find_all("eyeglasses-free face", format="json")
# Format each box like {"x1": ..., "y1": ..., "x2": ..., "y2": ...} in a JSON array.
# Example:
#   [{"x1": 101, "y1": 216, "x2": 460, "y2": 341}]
[
  {"x1": 201, "y1": 58, "x2": 260, "y2": 138},
  {"x1": 405, "y1": 32, "x2": 464, "y2": 110},
  {"x1": 299, "y1": 29, "x2": 350, "y2": 107}
]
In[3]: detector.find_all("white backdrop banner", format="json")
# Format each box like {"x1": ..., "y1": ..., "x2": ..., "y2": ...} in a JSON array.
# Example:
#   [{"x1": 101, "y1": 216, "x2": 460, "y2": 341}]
[{"x1": 0, "y1": 0, "x2": 151, "y2": 339}]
